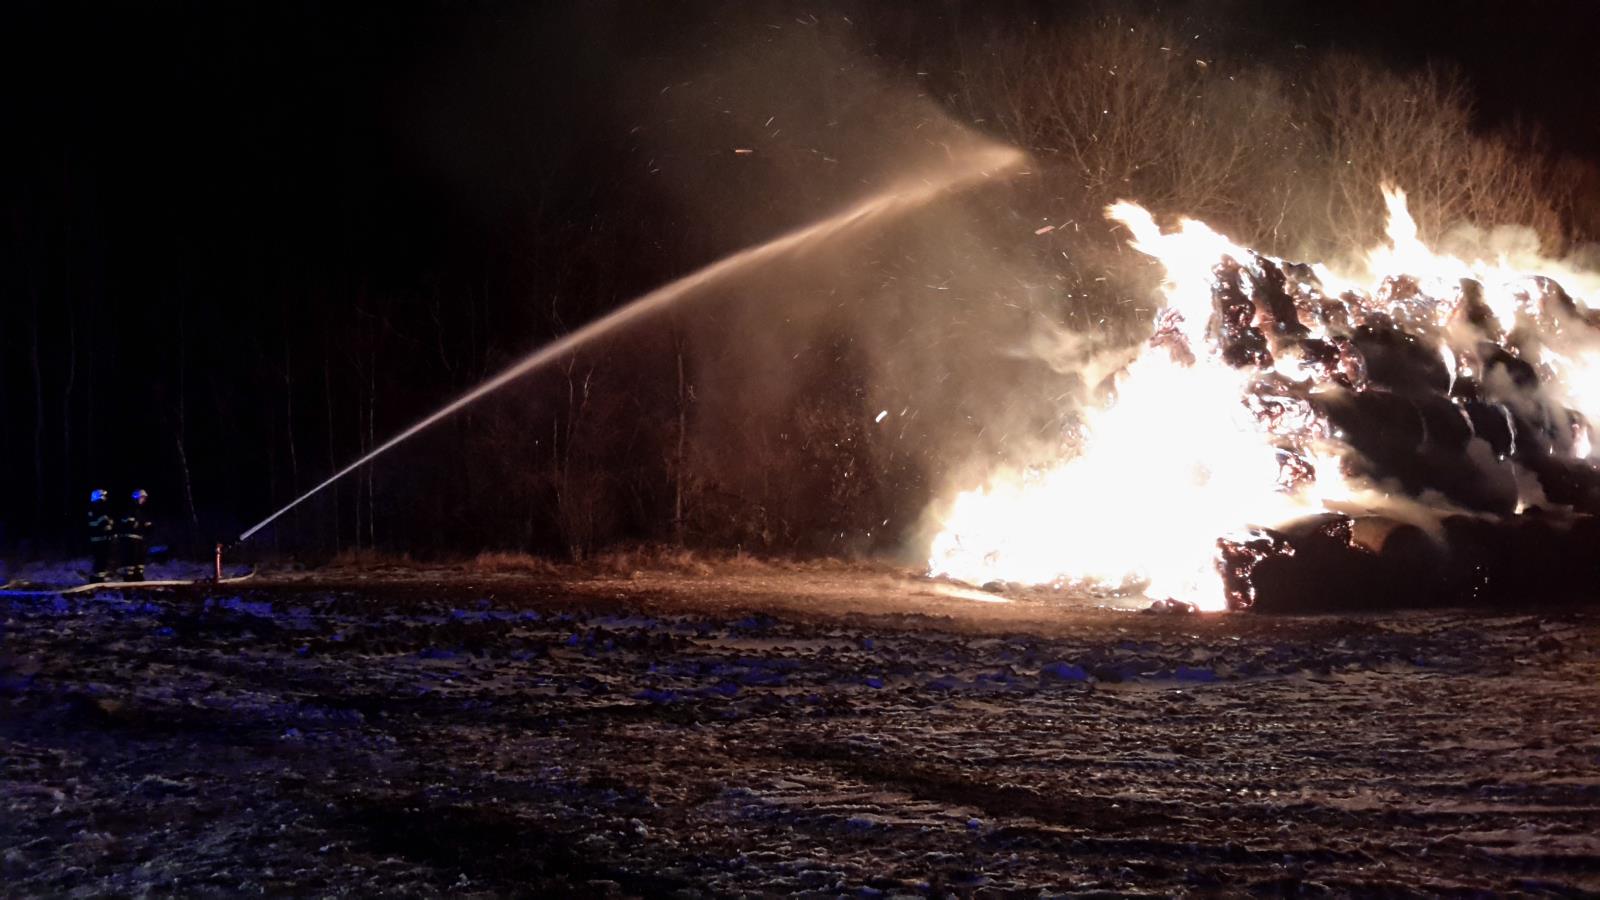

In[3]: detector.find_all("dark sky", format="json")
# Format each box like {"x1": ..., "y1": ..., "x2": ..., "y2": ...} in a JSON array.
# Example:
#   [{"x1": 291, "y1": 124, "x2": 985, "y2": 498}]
[
  {"x1": 12, "y1": 0, "x2": 1600, "y2": 276},
  {"x1": 1253, "y1": 0, "x2": 1600, "y2": 157},
  {"x1": 3, "y1": 0, "x2": 1599, "y2": 553},
  {"x1": 11, "y1": 0, "x2": 1600, "y2": 294}
]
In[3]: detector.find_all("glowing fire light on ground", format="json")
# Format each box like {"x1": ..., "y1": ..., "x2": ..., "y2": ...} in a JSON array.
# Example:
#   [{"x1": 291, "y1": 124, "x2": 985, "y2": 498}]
[{"x1": 929, "y1": 185, "x2": 1600, "y2": 611}]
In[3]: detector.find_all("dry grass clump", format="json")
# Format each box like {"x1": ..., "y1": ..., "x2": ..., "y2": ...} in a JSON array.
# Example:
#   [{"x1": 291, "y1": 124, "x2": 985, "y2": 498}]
[
  {"x1": 582, "y1": 544, "x2": 844, "y2": 577},
  {"x1": 588, "y1": 544, "x2": 714, "y2": 577},
  {"x1": 470, "y1": 551, "x2": 561, "y2": 575},
  {"x1": 326, "y1": 549, "x2": 424, "y2": 571}
]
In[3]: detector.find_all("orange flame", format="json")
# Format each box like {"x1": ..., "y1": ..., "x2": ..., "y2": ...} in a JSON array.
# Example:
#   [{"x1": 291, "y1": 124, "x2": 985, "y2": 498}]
[{"x1": 929, "y1": 186, "x2": 1600, "y2": 611}]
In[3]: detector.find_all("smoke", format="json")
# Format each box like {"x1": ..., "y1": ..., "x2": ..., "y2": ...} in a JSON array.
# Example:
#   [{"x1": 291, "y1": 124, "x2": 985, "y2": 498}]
[
  {"x1": 1437, "y1": 224, "x2": 1600, "y2": 301},
  {"x1": 552, "y1": 18, "x2": 1135, "y2": 554}
]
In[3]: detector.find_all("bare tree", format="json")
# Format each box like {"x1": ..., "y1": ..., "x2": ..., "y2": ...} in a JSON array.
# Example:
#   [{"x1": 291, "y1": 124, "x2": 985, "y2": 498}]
[
  {"x1": 969, "y1": 15, "x2": 1296, "y2": 233},
  {"x1": 1305, "y1": 58, "x2": 1563, "y2": 253},
  {"x1": 964, "y1": 15, "x2": 1565, "y2": 259},
  {"x1": 551, "y1": 357, "x2": 609, "y2": 559}
]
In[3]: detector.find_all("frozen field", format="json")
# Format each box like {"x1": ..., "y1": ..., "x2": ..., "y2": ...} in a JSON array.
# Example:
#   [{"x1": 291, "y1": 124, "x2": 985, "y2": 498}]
[{"x1": 4, "y1": 565, "x2": 1600, "y2": 895}]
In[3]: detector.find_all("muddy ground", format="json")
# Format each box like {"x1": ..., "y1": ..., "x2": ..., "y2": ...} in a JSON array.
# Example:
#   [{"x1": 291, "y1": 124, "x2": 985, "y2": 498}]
[{"x1": 4, "y1": 565, "x2": 1600, "y2": 896}]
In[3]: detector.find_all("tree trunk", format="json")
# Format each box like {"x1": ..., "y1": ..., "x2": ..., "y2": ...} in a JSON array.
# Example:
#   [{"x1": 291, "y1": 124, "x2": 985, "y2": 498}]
[
  {"x1": 324, "y1": 331, "x2": 339, "y2": 554},
  {"x1": 175, "y1": 302, "x2": 200, "y2": 549},
  {"x1": 174, "y1": 414, "x2": 199, "y2": 552},
  {"x1": 285, "y1": 352, "x2": 299, "y2": 487},
  {"x1": 30, "y1": 291, "x2": 45, "y2": 532},
  {"x1": 61, "y1": 297, "x2": 75, "y2": 525},
  {"x1": 674, "y1": 334, "x2": 687, "y2": 544},
  {"x1": 283, "y1": 322, "x2": 299, "y2": 542},
  {"x1": 353, "y1": 356, "x2": 365, "y2": 553},
  {"x1": 367, "y1": 339, "x2": 377, "y2": 550}
]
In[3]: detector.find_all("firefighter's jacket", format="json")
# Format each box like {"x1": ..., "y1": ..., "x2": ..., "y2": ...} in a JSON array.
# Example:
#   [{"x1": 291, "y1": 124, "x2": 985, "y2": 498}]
[
  {"x1": 87, "y1": 504, "x2": 115, "y2": 544},
  {"x1": 118, "y1": 509, "x2": 152, "y2": 542}
]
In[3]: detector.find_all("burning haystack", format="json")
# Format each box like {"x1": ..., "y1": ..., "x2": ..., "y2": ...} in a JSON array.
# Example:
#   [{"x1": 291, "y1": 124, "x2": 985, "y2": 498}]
[{"x1": 931, "y1": 186, "x2": 1600, "y2": 612}]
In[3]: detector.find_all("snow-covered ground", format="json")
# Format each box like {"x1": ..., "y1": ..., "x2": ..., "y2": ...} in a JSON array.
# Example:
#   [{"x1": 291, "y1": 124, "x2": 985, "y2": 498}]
[
  {"x1": 2, "y1": 556, "x2": 229, "y2": 587},
  {"x1": 4, "y1": 566, "x2": 1599, "y2": 894}
]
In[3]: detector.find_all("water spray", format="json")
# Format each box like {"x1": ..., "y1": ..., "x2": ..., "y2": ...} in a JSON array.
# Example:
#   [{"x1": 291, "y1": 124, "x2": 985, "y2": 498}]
[{"x1": 236, "y1": 143, "x2": 1025, "y2": 544}]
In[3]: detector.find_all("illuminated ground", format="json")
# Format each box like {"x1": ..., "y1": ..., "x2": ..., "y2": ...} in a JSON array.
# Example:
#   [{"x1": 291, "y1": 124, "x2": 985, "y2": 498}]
[{"x1": 4, "y1": 564, "x2": 1600, "y2": 894}]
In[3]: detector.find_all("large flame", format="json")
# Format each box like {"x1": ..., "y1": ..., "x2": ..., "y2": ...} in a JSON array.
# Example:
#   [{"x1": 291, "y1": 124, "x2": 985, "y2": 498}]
[{"x1": 929, "y1": 184, "x2": 1600, "y2": 611}]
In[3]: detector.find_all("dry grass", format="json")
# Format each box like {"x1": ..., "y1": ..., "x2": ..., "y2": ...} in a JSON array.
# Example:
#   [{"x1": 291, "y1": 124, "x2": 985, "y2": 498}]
[
  {"x1": 581, "y1": 544, "x2": 878, "y2": 578},
  {"x1": 325, "y1": 549, "x2": 425, "y2": 571},
  {"x1": 587, "y1": 544, "x2": 716, "y2": 577},
  {"x1": 306, "y1": 544, "x2": 899, "y2": 582},
  {"x1": 584, "y1": 546, "x2": 898, "y2": 578},
  {"x1": 470, "y1": 551, "x2": 561, "y2": 575}
]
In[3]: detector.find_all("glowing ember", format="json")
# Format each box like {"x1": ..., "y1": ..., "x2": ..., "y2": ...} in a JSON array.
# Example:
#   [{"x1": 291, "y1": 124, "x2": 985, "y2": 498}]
[{"x1": 929, "y1": 184, "x2": 1600, "y2": 611}]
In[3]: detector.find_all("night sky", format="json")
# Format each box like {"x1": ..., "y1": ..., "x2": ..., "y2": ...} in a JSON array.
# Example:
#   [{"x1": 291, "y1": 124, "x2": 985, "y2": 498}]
[{"x1": 4, "y1": 0, "x2": 1599, "y2": 557}]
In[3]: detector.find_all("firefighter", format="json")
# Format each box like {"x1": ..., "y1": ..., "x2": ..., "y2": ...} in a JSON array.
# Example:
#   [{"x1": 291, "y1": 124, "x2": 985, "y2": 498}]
[
  {"x1": 116, "y1": 489, "x2": 152, "y2": 582},
  {"x1": 87, "y1": 488, "x2": 115, "y2": 582}
]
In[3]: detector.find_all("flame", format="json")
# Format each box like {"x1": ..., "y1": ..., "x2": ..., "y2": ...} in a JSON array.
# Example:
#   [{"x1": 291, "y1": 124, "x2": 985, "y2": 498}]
[
  {"x1": 929, "y1": 185, "x2": 1600, "y2": 611},
  {"x1": 928, "y1": 352, "x2": 1338, "y2": 607}
]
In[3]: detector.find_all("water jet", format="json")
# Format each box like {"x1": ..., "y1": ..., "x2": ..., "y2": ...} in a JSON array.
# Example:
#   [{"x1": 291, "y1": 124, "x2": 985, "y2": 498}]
[{"x1": 239, "y1": 143, "x2": 1025, "y2": 543}]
